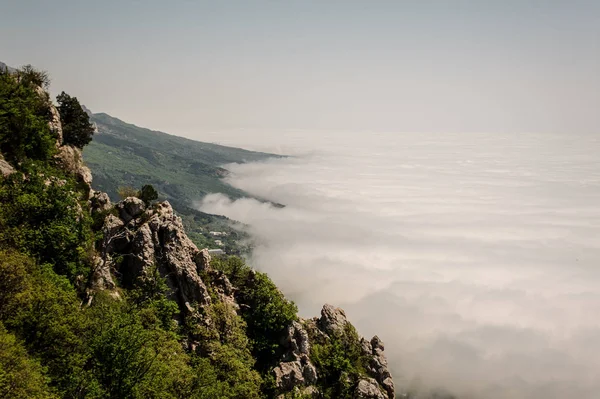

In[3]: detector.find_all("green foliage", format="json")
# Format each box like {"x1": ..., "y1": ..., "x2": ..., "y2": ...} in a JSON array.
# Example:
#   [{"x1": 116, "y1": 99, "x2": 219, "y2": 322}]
[
  {"x1": 0, "y1": 69, "x2": 56, "y2": 165},
  {"x1": 309, "y1": 323, "x2": 371, "y2": 399},
  {"x1": 138, "y1": 184, "x2": 158, "y2": 206},
  {"x1": 0, "y1": 167, "x2": 94, "y2": 279},
  {"x1": 212, "y1": 256, "x2": 298, "y2": 372},
  {"x1": 187, "y1": 299, "x2": 263, "y2": 399},
  {"x1": 127, "y1": 264, "x2": 179, "y2": 332},
  {"x1": 0, "y1": 250, "x2": 209, "y2": 399},
  {"x1": 0, "y1": 322, "x2": 57, "y2": 399},
  {"x1": 56, "y1": 91, "x2": 94, "y2": 148},
  {"x1": 86, "y1": 293, "x2": 192, "y2": 399},
  {"x1": 0, "y1": 250, "x2": 98, "y2": 397}
]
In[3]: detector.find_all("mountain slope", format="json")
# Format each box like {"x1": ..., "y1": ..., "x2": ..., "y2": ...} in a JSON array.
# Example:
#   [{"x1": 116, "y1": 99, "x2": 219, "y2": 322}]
[
  {"x1": 85, "y1": 112, "x2": 273, "y2": 200},
  {"x1": 83, "y1": 112, "x2": 275, "y2": 252}
]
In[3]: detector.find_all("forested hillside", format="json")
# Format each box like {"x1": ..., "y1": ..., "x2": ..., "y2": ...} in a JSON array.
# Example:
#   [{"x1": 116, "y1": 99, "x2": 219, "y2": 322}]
[{"x1": 0, "y1": 65, "x2": 395, "y2": 399}]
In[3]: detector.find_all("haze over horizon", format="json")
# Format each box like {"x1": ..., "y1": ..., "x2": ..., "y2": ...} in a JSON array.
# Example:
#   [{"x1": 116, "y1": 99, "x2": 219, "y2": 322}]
[{"x1": 1, "y1": 1, "x2": 599, "y2": 137}]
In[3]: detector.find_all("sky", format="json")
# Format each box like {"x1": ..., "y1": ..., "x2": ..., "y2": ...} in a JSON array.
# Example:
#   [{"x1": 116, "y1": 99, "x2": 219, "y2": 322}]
[{"x1": 1, "y1": 0, "x2": 599, "y2": 136}]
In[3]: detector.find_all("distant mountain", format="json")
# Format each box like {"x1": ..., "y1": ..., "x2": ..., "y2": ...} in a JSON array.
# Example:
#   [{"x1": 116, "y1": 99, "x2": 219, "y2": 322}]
[
  {"x1": 83, "y1": 112, "x2": 275, "y2": 252},
  {"x1": 0, "y1": 61, "x2": 16, "y2": 73}
]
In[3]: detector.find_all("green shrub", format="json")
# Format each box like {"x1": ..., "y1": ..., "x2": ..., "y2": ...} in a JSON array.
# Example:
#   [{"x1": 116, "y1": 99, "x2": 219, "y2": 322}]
[
  {"x1": 309, "y1": 323, "x2": 370, "y2": 399},
  {"x1": 0, "y1": 322, "x2": 57, "y2": 399},
  {"x1": 212, "y1": 256, "x2": 298, "y2": 372},
  {"x1": 187, "y1": 299, "x2": 263, "y2": 399},
  {"x1": 86, "y1": 293, "x2": 193, "y2": 399}
]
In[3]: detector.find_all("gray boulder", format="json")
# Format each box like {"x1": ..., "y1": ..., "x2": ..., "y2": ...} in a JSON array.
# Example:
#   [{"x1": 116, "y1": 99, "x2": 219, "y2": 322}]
[
  {"x1": 354, "y1": 378, "x2": 386, "y2": 399},
  {"x1": 318, "y1": 303, "x2": 349, "y2": 334}
]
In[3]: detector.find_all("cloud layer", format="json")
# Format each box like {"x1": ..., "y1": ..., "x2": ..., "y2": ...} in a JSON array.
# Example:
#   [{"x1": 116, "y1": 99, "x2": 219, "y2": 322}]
[{"x1": 198, "y1": 130, "x2": 600, "y2": 399}]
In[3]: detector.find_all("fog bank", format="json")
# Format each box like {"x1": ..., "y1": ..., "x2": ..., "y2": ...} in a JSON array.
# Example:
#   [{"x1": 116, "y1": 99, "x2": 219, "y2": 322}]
[{"x1": 198, "y1": 131, "x2": 600, "y2": 399}]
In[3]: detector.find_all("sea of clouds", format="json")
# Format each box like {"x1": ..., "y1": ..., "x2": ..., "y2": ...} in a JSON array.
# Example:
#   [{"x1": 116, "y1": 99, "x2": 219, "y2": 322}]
[{"x1": 197, "y1": 130, "x2": 600, "y2": 399}]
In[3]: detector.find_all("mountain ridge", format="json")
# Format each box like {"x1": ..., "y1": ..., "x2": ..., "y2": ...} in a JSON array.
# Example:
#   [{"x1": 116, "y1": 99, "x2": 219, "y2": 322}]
[{"x1": 83, "y1": 110, "x2": 279, "y2": 253}]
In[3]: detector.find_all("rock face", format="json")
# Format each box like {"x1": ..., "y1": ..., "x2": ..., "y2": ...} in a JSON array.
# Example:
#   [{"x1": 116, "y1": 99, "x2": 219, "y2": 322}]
[
  {"x1": 90, "y1": 191, "x2": 111, "y2": 213},
  {"x1": 354, "y1": 378, "x2": 386, "y2": 399},
  {"x1": 94, "y1": 199, "x2": 212, "y2": 311},
  {"x1": 55, "y1": 145, "x2": 93, "y2": 194},
  {"x1": 273, "y1": 321, "x2": 318, "y2": 396},
  {"x1": 34, "y1": 85, "x2": 95, "y2": 195},
  {"x1": 48, "y1": 99, "x2": 63, "y2": 145},
  {"x1": 361, "y1": 336, "x2": 395, "y2": 398},
  {"x1": 0, "y1": 153, "x2": 14, "y2": 177},
  {"x1": 319, "y1": 303, "x2": 350, "y2": 334}
]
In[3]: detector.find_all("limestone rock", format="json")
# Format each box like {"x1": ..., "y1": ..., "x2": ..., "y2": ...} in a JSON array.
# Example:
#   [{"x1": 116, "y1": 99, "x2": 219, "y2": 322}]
[
  {"x1": 283, "y1": 321, "x2": 311, "y2": 358},
  {"x1": 206, "y1": 268, "x2": 238, "y2": 308},
  {"x1": 48, "y1": 100, "x2": 63, "y2": 145},
  {"x1": 90, "y1": 191, "x2": 111, "y2": 213},
  {"x1": 273, "y1": 320, "x2": 318, "y2": 395},
  {"x1": 89, "y1": 255, "x2": 116, "y2": 291},
  {"x1": 55, "y1": 145, "x2": 93, "y2": 191},
  {"x1": 98, "y1": 200, "x2": 211, "y2": 310},
  {"x1": 318, "y1": 303, "x2": 349, "y2": 334},
  {"x1": 0, "y1": 153, "x2": 14, "y2": 177},
  {"x1": 273, "y1": 354, "x2": 317, "y2": 390},
  {"x1": 361, "y1": 336, "x2": 394, "y2": 399},
  {"x1": 116, "y1": 197, "x2": 145, "y2": 223},
  {"x1": 354, "y1": 378, "x2": 386, "y2": 399}
]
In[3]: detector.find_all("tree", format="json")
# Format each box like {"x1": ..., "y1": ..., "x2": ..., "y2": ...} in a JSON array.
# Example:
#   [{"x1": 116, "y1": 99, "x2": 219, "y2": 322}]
[
  {"x1": 0, "y1": 323, "x2": 57, "y2": 399},
  {"x1": 211, "y1": 257, "x2": 298, "y2": 372},
  {"x1": 139, "y1": 185, "x2": 158, "y2": 206},
  {"x1": 56, "y1": 91, "x2": 94, "y2": 148}
]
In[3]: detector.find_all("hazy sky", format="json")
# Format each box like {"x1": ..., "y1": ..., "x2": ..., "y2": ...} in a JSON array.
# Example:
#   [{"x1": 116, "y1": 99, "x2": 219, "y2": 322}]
[{"x1": 1, "y1": 1, "x2": 598, "y2": 136}]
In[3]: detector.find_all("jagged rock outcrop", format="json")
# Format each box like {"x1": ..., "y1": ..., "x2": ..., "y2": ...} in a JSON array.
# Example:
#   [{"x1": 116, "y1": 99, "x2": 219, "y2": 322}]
[
  {"x1": 93, "y1": 199, "x2": 213, "y2": 311},
  {"x1": 0, "y1": 153, "x2": 14, "y2": 177},
  {"x1": 354, "y1": 378, "x2": 387, "y2": 399},
  {"x1": 90, "y1": 191, "x2": 111, "y2": 213},
  {"x1": 361, "y1": 336, "x2": 395, "y2": 398},
  {"x1": 90, "y1": 197, "x2": 395, "y2": 398},
  {"x1": 319, "y1": 303, "x2": 350, "y2": 334},
  {"x1": 273, "y1": 321, "x2": 318, "y2": 396},
  {"x1": 48, "y1": 99, "x2": 63, "y2": 144},
  {"x1": 115, "y1": 196, "x2": 145, "y2": 222},
  {"x1": 55, "y1": 145, "x2": 93, "y2": 194}
]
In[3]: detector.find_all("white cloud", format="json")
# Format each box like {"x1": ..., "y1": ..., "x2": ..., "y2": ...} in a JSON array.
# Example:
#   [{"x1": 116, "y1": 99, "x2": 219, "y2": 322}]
[{"x1": 198, "y1": 130, "x2": 600, "y2": 399}]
